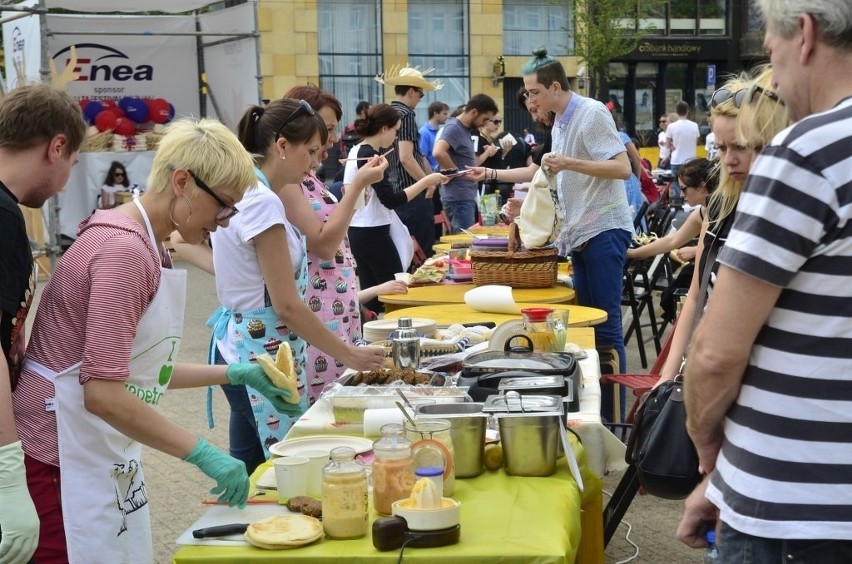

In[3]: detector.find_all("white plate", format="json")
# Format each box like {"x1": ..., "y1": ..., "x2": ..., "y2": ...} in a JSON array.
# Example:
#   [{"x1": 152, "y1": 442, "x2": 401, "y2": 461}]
[
  {"x1": 487, "y1": 320, "x2": 524, "y2": 351},
  {"x1": 268, "y1": 435, "x2": 374, "y2": 458}
]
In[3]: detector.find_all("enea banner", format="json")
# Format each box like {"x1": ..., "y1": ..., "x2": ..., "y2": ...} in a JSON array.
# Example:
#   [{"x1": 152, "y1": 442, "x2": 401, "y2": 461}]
[{"x1": 47, "y1": 14, "x2": 200, "y2": 116}]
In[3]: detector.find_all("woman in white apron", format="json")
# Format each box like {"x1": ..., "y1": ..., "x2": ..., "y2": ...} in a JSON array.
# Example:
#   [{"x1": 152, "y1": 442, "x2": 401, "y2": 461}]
[
  {"x1": 346, "y1": 103, "x2": 446, "y2": 312},
  {"x1": 12, "y1": 119, "x2": 294, "y2": 563},
  {"x1": 205, "y1": 99, "x2": 387, "y2": 473}
]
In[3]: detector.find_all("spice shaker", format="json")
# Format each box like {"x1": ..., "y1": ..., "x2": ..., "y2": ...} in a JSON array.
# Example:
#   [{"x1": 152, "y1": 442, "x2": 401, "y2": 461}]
[{"x1": 391, "y1": 317, "x2": 420, "y2": 369}]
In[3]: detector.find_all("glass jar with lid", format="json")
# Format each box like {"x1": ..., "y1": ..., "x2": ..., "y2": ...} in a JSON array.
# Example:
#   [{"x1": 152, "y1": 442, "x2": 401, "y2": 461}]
[
  {"x1": 520, "y1": 307, "x2": 555, "y2": 352},
  {"x1": 404, "y1": 418, "x2": 455, "y2": 496},
  {"x1": 322, "y1": 446, "x2": 368, "y2": 539},
  {"x1": 372, "y1": 423, "x2": 415, "y2": 515}
]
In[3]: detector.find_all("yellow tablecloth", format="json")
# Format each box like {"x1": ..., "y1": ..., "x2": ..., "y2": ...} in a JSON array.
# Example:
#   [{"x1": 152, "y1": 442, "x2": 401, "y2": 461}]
[
  {"x1": 380, "y1": 284, "x2": 576, "y2": 314},
  {"x1": 173, "y1": 456, "x2": 593, "y2": 563},
  {"x1": 385, "y1": 303, "x2": 606, "y2": 328}
]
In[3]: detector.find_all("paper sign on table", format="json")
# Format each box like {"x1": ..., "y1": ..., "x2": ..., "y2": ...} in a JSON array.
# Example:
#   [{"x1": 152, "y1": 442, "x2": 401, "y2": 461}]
[{"x1": 464, "y1": 285, "x2": 520, "y2": 314}]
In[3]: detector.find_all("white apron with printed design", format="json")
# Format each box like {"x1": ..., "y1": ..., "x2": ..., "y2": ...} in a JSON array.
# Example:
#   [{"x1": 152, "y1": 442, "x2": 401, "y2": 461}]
[{"x1": 25, "y1": 198, "x2": 186, "y2": 563}]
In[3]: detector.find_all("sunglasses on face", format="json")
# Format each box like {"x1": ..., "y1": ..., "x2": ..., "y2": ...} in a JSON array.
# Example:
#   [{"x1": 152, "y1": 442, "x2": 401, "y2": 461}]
[
  {"x1": 490, "y1": 119, "x2": 502, "y2": 125},
  {"x1": 187, "y1": 170, "x2": 239, "y2": 222},
  {"x1": 114, "y1": 172, "x2": 125, "y2": 177},
  {"x1": 274, "y1": 99, "x2": 316, "y2": 140},
  {"x1": 415, "y1": 88, "x2": 425, "y2": 99}
]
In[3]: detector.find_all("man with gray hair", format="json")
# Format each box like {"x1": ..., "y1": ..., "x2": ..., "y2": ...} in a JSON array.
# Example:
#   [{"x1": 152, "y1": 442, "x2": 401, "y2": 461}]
[{"x1": 677, "y1": 0, "x2": 852, "y2": 560}]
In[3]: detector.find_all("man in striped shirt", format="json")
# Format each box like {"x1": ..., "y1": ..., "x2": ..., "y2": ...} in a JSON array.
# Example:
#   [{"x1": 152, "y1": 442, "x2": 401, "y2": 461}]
[
  {"x1": 678, "y1": 1, "x2": 852, "y2": 560},
  {"x1": 376, "y1": 66, "x2": 442, "y2": 257}
]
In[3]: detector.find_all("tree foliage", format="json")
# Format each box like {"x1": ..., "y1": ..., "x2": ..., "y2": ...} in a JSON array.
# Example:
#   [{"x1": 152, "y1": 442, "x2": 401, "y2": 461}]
[{"x1": 557, "y1": 0, "x2": 667, "y2": 96}]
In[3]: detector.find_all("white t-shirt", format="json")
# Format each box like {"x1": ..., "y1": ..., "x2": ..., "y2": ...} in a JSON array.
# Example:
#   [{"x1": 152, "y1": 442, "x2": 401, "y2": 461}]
[
  {"x1": 705, "y1": 132, "x2": 717, "y2": 160},
  {"x1": 657, "y1": 130, "x2": 670, "y2": 161},
  {"x1": 666, "y1": 118, "x2": 699, "y2": 165},
  {"x1": 345, "y1": 144, "x2": 395, "y2": 228},
  {"x1": 211, "y1": 180, "x2": 304, "y2": 362}
]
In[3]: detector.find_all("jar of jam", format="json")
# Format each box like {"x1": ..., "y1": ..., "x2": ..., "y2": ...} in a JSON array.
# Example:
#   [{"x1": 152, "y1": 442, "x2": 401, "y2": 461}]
[
  {"x1": 372, "y1": 423, "x2": 415, "y2": 515},
  {"x1": 322, "y1": 446, "x2": 368, "y2": 539},
  {"x1": 404, "y1": 418, "x2": 455, "y2": 496}
]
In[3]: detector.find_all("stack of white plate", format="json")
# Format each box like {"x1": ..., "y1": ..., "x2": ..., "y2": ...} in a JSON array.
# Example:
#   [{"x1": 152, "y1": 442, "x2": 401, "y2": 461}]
[{"x1": 363, "y1": 318, "x2": 437, "y2": 342}]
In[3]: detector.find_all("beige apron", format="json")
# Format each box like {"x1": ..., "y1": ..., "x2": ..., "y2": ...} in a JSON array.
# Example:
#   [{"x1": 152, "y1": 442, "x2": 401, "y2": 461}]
[{"x1": 25, "y1": 198, "x2": 186, "y2": 563}]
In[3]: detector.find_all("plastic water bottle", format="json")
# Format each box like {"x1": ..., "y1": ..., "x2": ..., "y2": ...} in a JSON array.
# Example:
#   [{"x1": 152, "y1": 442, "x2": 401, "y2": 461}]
[{"x1": 705, "y1": 529, "x2": 720, "y2": 563}]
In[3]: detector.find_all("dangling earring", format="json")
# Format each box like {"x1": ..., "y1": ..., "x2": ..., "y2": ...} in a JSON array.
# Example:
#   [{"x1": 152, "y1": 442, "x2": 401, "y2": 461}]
[
  {"x1": 169, "y1": 194, "x2": 193, "y2": 227},
  {"x1": 281, "y1": 152, "x2": 286, "y2": 161}
]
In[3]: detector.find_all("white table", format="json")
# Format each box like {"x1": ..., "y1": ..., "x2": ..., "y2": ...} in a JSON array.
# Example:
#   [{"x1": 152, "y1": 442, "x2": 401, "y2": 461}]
[
  {"x1": 56, "y1": 151, "x2": 155, "y2": 238},
  {"x1": 297, "y1": 348, "x2": 626, "y2": 476}
]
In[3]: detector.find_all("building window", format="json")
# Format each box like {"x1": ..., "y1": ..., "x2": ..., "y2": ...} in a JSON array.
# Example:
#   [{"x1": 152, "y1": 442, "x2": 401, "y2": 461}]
[
  {"x1": 503, "y1": 0, "x2": 571, "y2": 57},
  {"x1": 638, "y1": 1, "x2": 728, "y2": 37},
  {"x1": 408, "y1": 0, "x2": 469, "y2": 123},
  {"x1": 699, "y1": 0, "x2": 726, "y2": 35},
  {"x1": 317, "y1": 0, "x2": 383, "y2": 120}
]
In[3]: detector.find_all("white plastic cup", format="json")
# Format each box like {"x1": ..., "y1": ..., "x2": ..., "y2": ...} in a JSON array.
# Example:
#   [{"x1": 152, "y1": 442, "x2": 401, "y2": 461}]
[
  {"x1": 274, "y1": 456, "x2": 309, "y2": 502},
  {"x1": 301, "y1": 450, "x2": 330, "y2": 498}
]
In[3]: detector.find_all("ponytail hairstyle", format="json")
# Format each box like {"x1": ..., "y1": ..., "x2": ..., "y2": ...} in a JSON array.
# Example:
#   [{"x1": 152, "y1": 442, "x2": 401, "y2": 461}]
[
  {"x1": 236, "y1": 98, "x2": 328, "y2": 162},
  {"x1": 353, "y1": 103, "x2": 400, "y2": 138}
]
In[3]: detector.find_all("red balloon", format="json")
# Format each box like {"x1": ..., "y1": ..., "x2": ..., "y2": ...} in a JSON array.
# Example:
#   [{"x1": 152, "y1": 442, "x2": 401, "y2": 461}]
[
  {"x1": 114, "y1": 117, "x2": 136, "y2": 136},
  {"x1": 148, "y1": 98, "x2": 170, "y2": 124},
  {"x1": 94, "y1": 110, "x2": 117, "y2": 132},
  {"x1": 79, "y1": 99, "x2": 90, "y2": 110},
  {"x1": 105, "y1": 105, "x2": 125, "y2": 118}
]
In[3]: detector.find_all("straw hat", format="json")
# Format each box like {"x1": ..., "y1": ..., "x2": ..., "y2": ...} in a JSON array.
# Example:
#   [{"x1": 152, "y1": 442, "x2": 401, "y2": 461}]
[{"x1": 374, "y1": 64, "x2": 443, "y2": 91}]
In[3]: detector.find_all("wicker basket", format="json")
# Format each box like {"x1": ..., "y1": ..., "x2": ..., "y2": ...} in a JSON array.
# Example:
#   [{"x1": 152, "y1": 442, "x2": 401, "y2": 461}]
[{"x1": 470, "y1": 223, "x2": 557, "y2": 288}]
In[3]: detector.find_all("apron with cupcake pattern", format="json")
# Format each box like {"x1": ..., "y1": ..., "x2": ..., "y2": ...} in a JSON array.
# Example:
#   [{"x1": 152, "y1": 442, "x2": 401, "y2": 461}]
[{"x1": 206, "y1": 171, "x2": 310, "y2": 458}]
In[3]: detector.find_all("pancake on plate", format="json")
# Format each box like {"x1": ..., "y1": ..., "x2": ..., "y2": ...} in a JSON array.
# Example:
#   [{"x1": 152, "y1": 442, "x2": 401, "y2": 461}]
[{"x1": 244, "y1": 514, "x2": 323, "y2": 550}]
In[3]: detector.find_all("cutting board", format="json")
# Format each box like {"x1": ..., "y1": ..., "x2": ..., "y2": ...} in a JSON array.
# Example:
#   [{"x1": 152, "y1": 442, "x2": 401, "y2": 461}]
[{"x1": 175, "y1": 504, "x2": 294, "y2": 546}]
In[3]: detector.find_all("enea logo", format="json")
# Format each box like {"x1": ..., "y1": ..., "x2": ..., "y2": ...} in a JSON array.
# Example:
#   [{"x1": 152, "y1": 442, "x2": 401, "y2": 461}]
[{"x1": 52, "y1": 43, "x2": 153, "y2": 82}]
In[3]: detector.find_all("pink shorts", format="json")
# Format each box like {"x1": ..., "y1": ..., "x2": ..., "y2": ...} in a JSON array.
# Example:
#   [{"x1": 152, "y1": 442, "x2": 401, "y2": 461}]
[{"x1": 24, "y1": 455, "x2": 68, "y2": 563}]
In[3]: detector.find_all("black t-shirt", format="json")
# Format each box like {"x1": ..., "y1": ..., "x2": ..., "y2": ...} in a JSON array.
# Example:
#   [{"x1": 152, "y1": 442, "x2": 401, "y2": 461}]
[
  {"x1": 532, "y1": 130, "x2": 553, "y2": 167},
  {"x1": 0, "y1": 181, "x2": 35, "y2": 390}
]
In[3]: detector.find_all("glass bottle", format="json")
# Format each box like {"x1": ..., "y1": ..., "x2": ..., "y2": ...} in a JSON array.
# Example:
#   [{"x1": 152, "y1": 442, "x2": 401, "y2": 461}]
[
  {"x1": 322, "y1": 446, "x2": 368, "y2": 539},
  {"x1": 404, "y1": 418, "x2": 455, "y2": 496},
  {"x1": 520, "y1": 307, "x2": 555, "y2": 352},
  {"x1": 372, "y1": 423, "x2": 415, "y2": 515}
]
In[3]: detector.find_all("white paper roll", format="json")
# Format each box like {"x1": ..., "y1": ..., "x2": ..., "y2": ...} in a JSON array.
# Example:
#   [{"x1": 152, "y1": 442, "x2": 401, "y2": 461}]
[
  {"x1": 464, "y1": 284, "x2": 520, "y2": 314},
  {"x1": 363, "y1": 408, "x2": 405, "y2": 437}
]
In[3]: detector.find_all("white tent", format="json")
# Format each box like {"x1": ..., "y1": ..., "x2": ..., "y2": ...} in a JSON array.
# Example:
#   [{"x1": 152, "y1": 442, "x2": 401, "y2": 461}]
[{"x1": 1, "y1": 0, "x2": 261, "y2": 257}]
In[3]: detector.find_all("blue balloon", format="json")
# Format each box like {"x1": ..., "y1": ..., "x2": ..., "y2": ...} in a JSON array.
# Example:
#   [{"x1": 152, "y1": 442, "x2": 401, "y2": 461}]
[
  {"x1": 83, "y1": 101, "x2": 104, "y2": 125},
  {"x1": 118, "y1": 97, "x2": 133, "y2": 112},
  {"x1": 124, "y1": 98, "x2": 150, "y2": 124}
]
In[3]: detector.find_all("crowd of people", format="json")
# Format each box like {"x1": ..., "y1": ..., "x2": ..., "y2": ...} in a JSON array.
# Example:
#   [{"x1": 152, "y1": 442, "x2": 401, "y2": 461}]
[{"x1": 1, "y1": 0, "x2": 850, "y2": 562}]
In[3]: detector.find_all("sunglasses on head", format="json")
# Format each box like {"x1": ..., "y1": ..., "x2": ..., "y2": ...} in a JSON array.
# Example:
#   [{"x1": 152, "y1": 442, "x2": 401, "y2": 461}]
[
  {"x1": 710, "y1": 85, "x2": 784, "y2": 110},
  {"x1": 187, "y1": 169, "x2": 239, "y2": 222},
  {"x1": 274, "y1": 99, "x2": 316, "y2": 140}
]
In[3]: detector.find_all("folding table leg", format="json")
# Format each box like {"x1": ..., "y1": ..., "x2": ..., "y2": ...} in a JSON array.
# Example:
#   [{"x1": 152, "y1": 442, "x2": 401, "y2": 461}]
[{"x1": 603, "y1": 464, "x2": 641, "y2": 546}]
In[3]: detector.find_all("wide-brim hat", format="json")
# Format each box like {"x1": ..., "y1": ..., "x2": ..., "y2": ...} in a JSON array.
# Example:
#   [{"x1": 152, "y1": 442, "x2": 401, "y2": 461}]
[{"x1": 374, "y1": 64, "x2": 443, "y2": 91}]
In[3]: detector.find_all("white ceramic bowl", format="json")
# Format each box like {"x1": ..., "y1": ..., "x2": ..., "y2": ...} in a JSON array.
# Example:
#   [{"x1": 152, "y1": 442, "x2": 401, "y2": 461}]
[{"x1": 391, "y1": 497, "x2": 461, "y2": 531}]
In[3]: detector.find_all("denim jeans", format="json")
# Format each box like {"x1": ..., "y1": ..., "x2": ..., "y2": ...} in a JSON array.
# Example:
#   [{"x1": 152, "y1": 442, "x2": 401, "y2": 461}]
[
  {"x1": 214, "y1": 348, "x2": 266, "y2": 475},
  {"x1": 442, "y1": 199, "x2": 477, "y2": 234},
  {"x1": 571, "y1": 229, "x2": 630, "y2": 374},
  {"x1": 719, "y1": 522, "x2": 852, "y2": 564}
]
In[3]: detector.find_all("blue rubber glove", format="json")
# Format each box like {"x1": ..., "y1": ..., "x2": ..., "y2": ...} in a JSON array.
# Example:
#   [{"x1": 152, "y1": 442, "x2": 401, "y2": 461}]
[
  {"x1": 226, "y1": 363, "x2": 304, "y2": 417},
  {"x1": 184, "y1": 437, "x2": 249, "y2": 508},
  {"x1": 0, "y1": 441, "x2": 39, "y2": 564}
]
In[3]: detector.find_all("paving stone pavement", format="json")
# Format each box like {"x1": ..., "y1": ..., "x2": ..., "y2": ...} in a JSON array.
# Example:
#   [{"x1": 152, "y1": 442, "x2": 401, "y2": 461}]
[{"x1": 29, "y1": 260, "x2": 705, "y2": 563}]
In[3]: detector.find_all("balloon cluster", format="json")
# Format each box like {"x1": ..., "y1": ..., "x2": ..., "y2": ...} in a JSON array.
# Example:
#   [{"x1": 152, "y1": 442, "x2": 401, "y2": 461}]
[{"x1": 80, "y1": 97, "x2": 176, "y2": 135}]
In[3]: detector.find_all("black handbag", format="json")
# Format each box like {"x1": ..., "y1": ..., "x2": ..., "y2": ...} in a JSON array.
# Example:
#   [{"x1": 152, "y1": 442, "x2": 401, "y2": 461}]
[
  {"x1": 623, "y1": 228, "x2": 723, "y2": 499},
  {"x1": 625, "y1": 374, "x2": 701, "y2": 499}
]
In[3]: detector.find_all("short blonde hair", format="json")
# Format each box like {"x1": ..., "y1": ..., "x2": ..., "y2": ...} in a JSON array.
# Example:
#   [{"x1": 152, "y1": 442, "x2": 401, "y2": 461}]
[{"x1": 148, "y1": 118, "x2": 255, "y2": 198}]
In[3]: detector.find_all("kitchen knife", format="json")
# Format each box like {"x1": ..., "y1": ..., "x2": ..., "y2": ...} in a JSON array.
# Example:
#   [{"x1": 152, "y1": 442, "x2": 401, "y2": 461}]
[{"x1": 192, "y1": 523, "x2": 249, "y2": 539}]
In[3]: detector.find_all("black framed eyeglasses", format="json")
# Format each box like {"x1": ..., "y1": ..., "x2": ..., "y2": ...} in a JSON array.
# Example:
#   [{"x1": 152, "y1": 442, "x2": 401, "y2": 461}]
[
  {"x1": 187, "y1": 170, "x2": 239, "y2": 222},
  {"x1": 274, "y1": 99, "x2": 316, "y2": 140}
]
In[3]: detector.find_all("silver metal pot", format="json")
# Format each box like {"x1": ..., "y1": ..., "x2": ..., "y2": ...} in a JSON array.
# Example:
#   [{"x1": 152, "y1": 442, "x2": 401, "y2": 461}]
[{"x1": 416, "y1": 403, "x2": 487, "y2": 478}]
